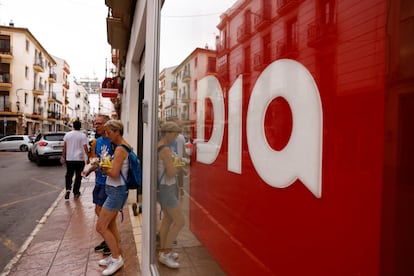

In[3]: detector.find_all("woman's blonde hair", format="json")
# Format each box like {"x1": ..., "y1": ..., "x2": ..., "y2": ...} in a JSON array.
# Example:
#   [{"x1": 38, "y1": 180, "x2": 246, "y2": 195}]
[
  {"x1": 160, "y1": 122, "x2": 181, "y2": 134},
  {"x1": 104, "y1": 120, "x2": 124, "y2": 135}
]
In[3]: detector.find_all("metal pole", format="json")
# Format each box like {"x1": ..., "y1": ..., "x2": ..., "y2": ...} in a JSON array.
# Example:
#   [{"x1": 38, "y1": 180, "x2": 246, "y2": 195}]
[{"x1": 3, "y1": 116, "x2": 6, "y2": 137}]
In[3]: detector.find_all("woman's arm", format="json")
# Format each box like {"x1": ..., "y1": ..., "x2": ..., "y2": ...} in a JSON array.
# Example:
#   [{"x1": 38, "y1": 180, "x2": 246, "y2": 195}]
[
  {"x1": 160, "y1": 146, "x2": 179, "y2": 178},
  {"x1": 103, "y1": 146, "x2": 128, "y2": 178}
]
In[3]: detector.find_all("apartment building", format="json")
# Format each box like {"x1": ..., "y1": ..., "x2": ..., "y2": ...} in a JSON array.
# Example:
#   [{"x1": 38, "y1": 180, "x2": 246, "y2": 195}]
[
  {"x1": 158, "y1": 65, "x2": 176, "y2": 124},
  {"x1": 52, "y1": 56, "x2": 71, "y2": 131},
  {"x1": 0, "y1": 23, "x2": 58, "y2": 136},
  {"x1": 167, "y1": 47, "x2": 216, "y2": 139},
  {"x1": 68, "y1": 77, "x2": 93, "y2": 130}
]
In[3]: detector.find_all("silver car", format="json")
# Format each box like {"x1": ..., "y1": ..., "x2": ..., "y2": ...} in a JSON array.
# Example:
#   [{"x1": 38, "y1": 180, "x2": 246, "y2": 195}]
[
  {"x1": 0, "y1": 135, "x2": 32, "y2": 151},
  {"x1": 28, "y1": 132, "x2": 66, "y2": 165}
]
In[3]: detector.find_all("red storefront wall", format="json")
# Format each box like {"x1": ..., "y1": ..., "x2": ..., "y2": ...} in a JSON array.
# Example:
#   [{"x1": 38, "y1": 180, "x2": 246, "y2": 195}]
[{"x1": 189, "y1": 0, "x2": 413, "y2": 275}]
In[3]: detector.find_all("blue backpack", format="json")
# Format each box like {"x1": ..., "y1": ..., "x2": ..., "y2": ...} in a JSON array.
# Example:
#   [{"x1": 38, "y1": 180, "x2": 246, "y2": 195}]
[{"x1": 119, "y1": 144, "x2": 142, "y2": 190}]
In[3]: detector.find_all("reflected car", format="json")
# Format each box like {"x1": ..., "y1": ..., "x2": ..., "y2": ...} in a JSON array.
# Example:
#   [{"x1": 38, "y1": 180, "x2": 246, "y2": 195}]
[
  {"x1": 0, "y1": 135, "x2": 32, "y2": 151},
  {"x1": 28, "y1": 132, "x2": 66, "y2": 165}
]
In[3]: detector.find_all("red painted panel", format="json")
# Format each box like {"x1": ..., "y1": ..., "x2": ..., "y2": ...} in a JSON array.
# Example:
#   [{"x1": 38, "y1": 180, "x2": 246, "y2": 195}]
[{"x1": 187, "y1": 0, "x2": 412, "y2": 275}]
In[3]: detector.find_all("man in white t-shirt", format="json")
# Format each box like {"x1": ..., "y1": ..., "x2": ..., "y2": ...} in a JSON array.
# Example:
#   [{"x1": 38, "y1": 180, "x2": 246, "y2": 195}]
[{"x1": 62, "y1": 120, "x2": 89, "y2": 199}]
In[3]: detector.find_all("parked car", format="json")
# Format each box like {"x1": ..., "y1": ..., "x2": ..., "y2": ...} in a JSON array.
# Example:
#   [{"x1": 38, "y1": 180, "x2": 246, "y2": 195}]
[
  {"x1": 28, "y1": 132, "x2": 66, "y2": 165},
  {"x1": 0, "y1": 135, "x2": 32, "y2": 151}
]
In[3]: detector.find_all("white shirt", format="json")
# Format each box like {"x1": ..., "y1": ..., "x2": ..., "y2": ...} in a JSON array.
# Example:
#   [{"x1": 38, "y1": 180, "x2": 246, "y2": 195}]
[
  {"x1": 175, "y1": 133, "x2": 185, "y2": 158},
  {"x1": 63, "y1": 130, "x2": 88, "y2": 161}
]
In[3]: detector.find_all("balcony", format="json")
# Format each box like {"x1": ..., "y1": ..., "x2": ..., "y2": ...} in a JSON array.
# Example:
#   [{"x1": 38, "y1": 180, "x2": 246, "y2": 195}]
[
  {"x1": 276, "y1": 40, "x2": 299, "y2": 59},
  {"x1": 31, "y1": 106, "x2": 43, "y2": 118},
  {"x1": 0, "y1": 73, "x2": 12, "y2": 88},
  {"x1": 253, "y1": 8, "x2": 271, "y2": 31},
  {"x1": 253, "y1": 53, "x2": 265, "y2": 71},
  {"x1": 171, "y1": 81, "x2": 178, "y2": 91},
  {"x1": 277, "y1": 0, "x2": 304, "y2": 15},
  {"x1": 48, "y1": 92, "x2": 61, "y2": 104},
  {"x1": 48, "y1": 111, "x2": 61, "y2": 121},
  {"x1": 33, "y1": 88, "x2": 44, "y2": 96},
  {"x1": 216, "y1": 42, "x2": 229, "y2": 56},
  {"x1": 182, "y1": 71, "x2": 191, "y2": 83},
  {"x1": 307, "y1": 21, "x2": 337, "y2": 48},
  {"x1": 63, "y1": 61, "x2": 70, "y2": 74},
  {"x1": 107, "y1": 16, "x2": 128, "y2": 50},
  {"x1": 237, "y1": 23, "x2": 251, "y2": 43},
  {"x1": 0, "y1": 105, "x2": 11, "y2": 113},
  {"x1": 180, "y1": 111, "x2": 189, "y2": 121},
  {"x1": 165, "y1": 99, "x2": 177, "y2": 108},
  {"x1": 33, "y1": 58, "x2": 45, "y2": 73},
  {"x1": 236, "y1": 62, "x2": 250, "y2": 77},
  {"x1": 181, "y1": 92, "x2": 190, "y2": 103},
  {"x1": 48, "y1": 72, "x2": 57, "y2": 83},
  {"x1": 0, "y1": 46, "x2": 13, "y2": 60}
]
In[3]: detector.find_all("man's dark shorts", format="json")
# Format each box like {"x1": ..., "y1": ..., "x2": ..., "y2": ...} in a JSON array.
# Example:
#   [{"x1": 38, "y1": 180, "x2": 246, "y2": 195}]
[{"x1": 93, "y1": 185, "x2": 107, "y2": 206}]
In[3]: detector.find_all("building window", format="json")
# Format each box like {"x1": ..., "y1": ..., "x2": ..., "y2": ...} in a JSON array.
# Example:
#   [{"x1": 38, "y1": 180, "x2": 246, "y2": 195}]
[
  {"x1": 0, "y1": 91, "x2": 10, "y2": 111},
  {"x1": 195, "y1": 57, "x2": 198, "y2": 67},
  {"x1": 25, "y1": 40, "x2": 29, "y2": 51},
  {"x1": 207, "y1": 57, "x2": 216, "y2": 73},
  {"x1": 25, "y1": 66, "x2": 29, "y2": 79},
  {"x1": 0, "y1": 35, "x2": 11, "y2": 53},
  {"x1": 322, "y1": 0, "x2": 336, "y2": 24},
  {"x1": 286, "y1": 18, "x2": 298, "y2": 50}
]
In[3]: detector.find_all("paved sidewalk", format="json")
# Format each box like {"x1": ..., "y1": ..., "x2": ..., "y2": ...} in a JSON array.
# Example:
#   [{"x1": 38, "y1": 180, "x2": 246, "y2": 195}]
[{"x1": 2, "y1": 179, "x2": 141, "y2": 276}]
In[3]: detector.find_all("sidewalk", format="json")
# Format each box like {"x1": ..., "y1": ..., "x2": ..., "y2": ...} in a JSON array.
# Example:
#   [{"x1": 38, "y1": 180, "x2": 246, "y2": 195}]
[
  {"x1": 2, "y1": 174, "x2": 225, "y2": 276},
  {"x1": 2, "y1": 177, "x2": 141, "y2": 276}
]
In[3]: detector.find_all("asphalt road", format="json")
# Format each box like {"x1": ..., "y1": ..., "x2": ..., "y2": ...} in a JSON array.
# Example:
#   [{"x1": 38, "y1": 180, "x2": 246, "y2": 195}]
[{"x1": 0, "y1": 151, "x2": 65, "y2": 272}]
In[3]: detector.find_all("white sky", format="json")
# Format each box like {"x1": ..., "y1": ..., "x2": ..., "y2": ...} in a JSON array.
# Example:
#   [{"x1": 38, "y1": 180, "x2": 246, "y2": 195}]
[
  {"x1": 0, "y1": 0, "x2": 111, "y2": 80},
  {"x1": 0, "y1": 0, "x2": 238, "y2": 79},
  {"x1": 160, "y1": 0, "x2": 238, "y2": 70}
]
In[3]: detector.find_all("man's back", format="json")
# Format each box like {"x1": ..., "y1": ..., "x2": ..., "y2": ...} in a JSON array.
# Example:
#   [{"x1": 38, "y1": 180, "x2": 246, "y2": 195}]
[{"x1": 64, "y1": 130, "x2": 88, "y2": 161}]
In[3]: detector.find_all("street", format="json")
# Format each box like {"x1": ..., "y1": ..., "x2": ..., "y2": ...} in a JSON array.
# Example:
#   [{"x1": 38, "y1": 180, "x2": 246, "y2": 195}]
[{"x1": 0, "y1": 151, "x2": 65, "y2": 272}]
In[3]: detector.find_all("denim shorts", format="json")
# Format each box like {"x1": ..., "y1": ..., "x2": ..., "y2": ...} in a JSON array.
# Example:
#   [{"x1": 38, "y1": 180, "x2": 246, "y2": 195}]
[
  {"x1": 102, "y1": 185, "x2": 127, "y2": 211},
  {"x1": 158, "y1": 183, "x2": 179, "y2": 209},
  {"x1": 93, "y1": 185, "x2": 107, "y2": 206}
]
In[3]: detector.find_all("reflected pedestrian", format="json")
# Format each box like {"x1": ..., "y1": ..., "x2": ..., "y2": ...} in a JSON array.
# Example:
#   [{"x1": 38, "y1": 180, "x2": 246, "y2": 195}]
[{"x1": 157, "y1": 122, "x2": 186, "y2": 269}]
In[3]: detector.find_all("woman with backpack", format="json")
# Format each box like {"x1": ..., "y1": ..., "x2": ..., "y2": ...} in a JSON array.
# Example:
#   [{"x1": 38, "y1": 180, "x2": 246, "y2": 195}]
[
  {"x1": 96, "y1": 120, "x2": 130, "y2": 275},
  {"x1": 157, "y1": 122, "x2": 187, "y2": 269}
]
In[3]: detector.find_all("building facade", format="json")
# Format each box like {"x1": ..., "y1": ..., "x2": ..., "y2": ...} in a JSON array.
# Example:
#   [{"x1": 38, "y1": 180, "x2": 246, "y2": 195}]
[
  {"x1": 0, "y1": 22, "x2": 98, "y2": 136},
  {"x1": 0, "y1": 23, "x2": 58, "y2": 136},
  {"x1": 170, "y1": 47, "x2": 216, "y2": 139}
]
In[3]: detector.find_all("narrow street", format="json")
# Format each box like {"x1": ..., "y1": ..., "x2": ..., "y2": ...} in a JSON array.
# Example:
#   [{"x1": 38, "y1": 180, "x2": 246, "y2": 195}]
[{"x1": 0, "y1": 151, "x2": 65, "y2": 272}]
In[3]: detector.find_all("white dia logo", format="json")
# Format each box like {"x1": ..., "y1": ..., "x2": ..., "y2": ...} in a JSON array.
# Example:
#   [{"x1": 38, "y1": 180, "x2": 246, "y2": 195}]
[{"x1": 196, "y1": 59, "x2": 323, "y2": 198}]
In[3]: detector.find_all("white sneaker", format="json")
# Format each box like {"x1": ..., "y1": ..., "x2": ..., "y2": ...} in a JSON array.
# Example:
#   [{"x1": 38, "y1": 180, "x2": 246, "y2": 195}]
[
  {"x1": 168, "y1": 252, "x2": 179, "y2": 260},
  {"x1": 98, "y1": 255, "x2": 112, "y2": 266},
  {"x1": 102, "y1": 255, "x2": 123, "y2": 275},
  {"x1": 159, "y1": 252, "x2": 179, "y2": 268}
]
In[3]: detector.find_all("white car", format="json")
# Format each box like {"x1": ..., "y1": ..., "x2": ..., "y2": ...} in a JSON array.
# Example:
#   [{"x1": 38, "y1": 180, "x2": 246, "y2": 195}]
[
  {"x1": 0, "y1": 135, "x2": 32, "y2": 151},
  {"x1": 28, "y1": 132, "x2": 66, "y2": 165}
]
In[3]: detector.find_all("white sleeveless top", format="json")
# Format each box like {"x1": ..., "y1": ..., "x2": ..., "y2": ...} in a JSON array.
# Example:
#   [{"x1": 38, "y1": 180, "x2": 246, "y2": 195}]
[{"x1": 106, "y1": 157, "x2": 129, "y2": 187}]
